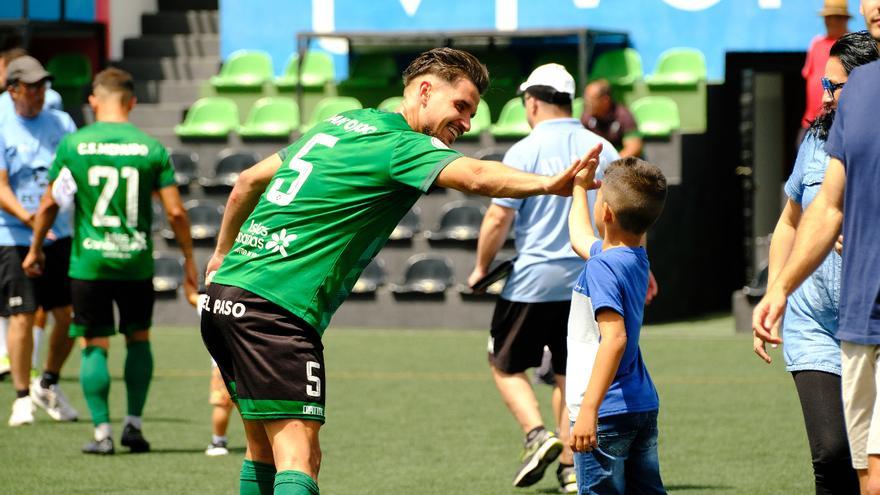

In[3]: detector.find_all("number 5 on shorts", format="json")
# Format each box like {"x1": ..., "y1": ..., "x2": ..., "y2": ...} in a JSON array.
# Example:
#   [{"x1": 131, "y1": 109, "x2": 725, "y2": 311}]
[{"x1": 306, "y1": 361, "x2": 321, "y2": 397}]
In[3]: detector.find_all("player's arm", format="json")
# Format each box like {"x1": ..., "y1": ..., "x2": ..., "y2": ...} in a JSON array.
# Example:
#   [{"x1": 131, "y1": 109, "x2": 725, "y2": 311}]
[
  {"x1": 436, "y1": 143, "x2": 602, "y2": 199},
  {"x1": 157, "y1": 184, "x2": 198, "y2": 303},
  {"x1": 619, "y1": 135, "x2": 643, "y2": 159},
  {"x1": 753, "y1": 157, "x2": 844, "y2": 342},
  {"x1": 207, "y1": 153, "x2": 283, "y2": 275},
  {"x1": 21, "y1": 187, "x2": 61, "y2": 277},
  {"x1": 570, "y1": 309, "x2": 627, "y2": 452},
  {"x1": 568, "y1": 160, "x2": 602, "y2": 260},
  {"x1": 467, "y1": 204, "x2": 515, "y2": 290},
  {"x1": 0, "y1": 170, "x2": 34, "y2": 227}
]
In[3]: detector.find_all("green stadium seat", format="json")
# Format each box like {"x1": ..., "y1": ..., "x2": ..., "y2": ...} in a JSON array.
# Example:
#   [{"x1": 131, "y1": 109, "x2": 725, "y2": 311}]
[
  {"x1": 174, "y1": 97, "x2": 239, "y2": 139},
  {"x1": 460, "y1": 99, "x2": 491, "y2": 139},
  {"x1": 589, "y1": 48, "x2": 642, "y2": 90},
  {"x1": 572, "y1": 97, "x2": 584, "y2": 121},
  {"x1": 300, "y1": 96, "x2": 363, "y2": 134},
  {"x1": 490, "y1": 98, "x2": 530, "y2": 139},
  {"x1": 276, "y1": 51, "x2": 335, "y2": 91},
  {"x1": 645, "y1": 48, "x2": 706, "y2": 88},
  {"x1": 630, "y1": 96, "x2": 680, "y2": 138},
  {"x1": 238, "y1": 97, "x2": 300, "y2": 139},
  {"x1": 378, "y1": 96, "x2": 403, "y2": 113},
  {"x1": 46, "y1": 53, "x2": 92, "y2": 87},
  {"x1": 210, "y1": 50, "x2": 273, "y2": 91}
]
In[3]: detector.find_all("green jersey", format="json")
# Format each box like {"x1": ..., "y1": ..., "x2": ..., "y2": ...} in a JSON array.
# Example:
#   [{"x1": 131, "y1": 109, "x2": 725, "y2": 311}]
[
  {"x1": 49, "y1": 121, "x2": 176, "y2": 281},
  {"x1": 213, "y1": 109, "x2": 462, "y2": 335}
]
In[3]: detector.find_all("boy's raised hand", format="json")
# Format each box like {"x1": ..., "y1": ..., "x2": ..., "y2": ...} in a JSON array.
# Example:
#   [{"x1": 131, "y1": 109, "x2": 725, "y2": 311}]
[
  {"x1": 574, "y1": 143, "x2": 602, "y2": 191},
  {"x1": 544, "y1": 142, "x2": 603, "y2": 196}
]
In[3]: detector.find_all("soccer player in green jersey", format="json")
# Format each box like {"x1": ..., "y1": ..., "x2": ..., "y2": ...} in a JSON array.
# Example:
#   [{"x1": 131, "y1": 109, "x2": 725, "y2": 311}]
[
  {"x1": 200, "y1": 47, "x2": 599, "y2": 495},
  {"x1": 23, "y1": 68, "x2": 198, "y2": 454}
]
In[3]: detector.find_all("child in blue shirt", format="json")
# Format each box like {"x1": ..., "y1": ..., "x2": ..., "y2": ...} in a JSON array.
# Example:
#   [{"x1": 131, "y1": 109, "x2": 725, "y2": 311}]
[{"x1": 565, "y1": 150, "x2": 668, "y2": 494}]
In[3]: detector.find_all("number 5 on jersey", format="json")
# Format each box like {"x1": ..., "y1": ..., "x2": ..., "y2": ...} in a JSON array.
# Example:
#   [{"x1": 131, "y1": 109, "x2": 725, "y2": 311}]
[{"x1": 267, "y1": 133, "x2": 338, "y2": 206}]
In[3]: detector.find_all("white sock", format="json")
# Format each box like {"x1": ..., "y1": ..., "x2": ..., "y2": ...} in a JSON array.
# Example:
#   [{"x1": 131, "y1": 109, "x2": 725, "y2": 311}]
[
  {"x1": 31, "y1": 326, "x2": 45, "y2": 370},
  {"x1": 123, "y1": 415, "x2": 142, "y2": 430},
  {"x1": 95, "y1": 422, "x2": 112, "y2": 441},
  {"x1": 0, "y1": 317, "x2": 8, "y2": 357},
  {"x1": 212, "y1": 434, "x2": 227, "y2": 444}
]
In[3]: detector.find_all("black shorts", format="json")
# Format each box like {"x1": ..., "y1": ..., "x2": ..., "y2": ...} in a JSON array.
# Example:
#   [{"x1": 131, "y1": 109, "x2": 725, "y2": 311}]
[
  {"x1": 0, "y1": 238, "x2": 72, "y2": 316},
  {"x1": 69, "y1": 278, "x2": 155, "y2": 337},
  {"x1": 200, "y1": 283, "x2": 326, "y2": 423},
  {"x1": 489, "y1": 298, "x2": 570, "y2": 375}
]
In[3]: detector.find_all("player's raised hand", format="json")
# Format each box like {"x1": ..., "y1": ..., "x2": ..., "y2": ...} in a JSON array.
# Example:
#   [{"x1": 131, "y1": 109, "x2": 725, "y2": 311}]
[
  {"x1": 544, "y1": 142, "x2": 603, "y2": 197},
  {"x1": 752, "y1": 283, "x2": 786, "y2": 345},
  {"x1": 21, "y1": 248, "x2": 45, "y2": 278}
]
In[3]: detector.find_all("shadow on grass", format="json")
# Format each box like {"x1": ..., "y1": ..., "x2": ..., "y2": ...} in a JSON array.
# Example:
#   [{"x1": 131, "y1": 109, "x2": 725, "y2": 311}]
[
  {"x1": 147, "y1": 446, "x2": 246, "y2": 455},
  {"x1": 667, "y1": 484, "x2": 732, "y2": 491}
]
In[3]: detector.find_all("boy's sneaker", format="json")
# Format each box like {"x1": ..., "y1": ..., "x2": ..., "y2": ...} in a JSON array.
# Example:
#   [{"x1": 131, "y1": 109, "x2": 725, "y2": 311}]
[
  {"x1": 30, "y1": 379, "x2": 79, "y2": 421},
  {"x1": 82, "y1": 437, "x2": 115, "y2": 455},
  {"x1": 557, "y1": 464, "x2": 577, "y2": 493},
  {"x1": 513, "y1": 428, "x2": 564, "y2": 487},
  {"x1": 8, "y1": 397, "x2": 35, "y2": 426},
  {"x1": 205, "y1": 439, "x2": 229, "y2": 456},
  {"x1": 120, "y1": 424, "x2": 151, "y2": 453}
]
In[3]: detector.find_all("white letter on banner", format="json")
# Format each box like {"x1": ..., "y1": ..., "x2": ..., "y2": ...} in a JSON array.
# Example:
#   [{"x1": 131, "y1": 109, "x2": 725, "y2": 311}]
[
  {"x1": 661, "y1": 0, "x2": 722, "y2": 11},
  {"x1": 400, "y1": 0, "x2": 422, "y2": 16},
  {"x1": 758, "y1": 0, "x2": 781, "y2": 8},
  {"x1": 573, "y1": 0, "x2": 600, "y2": 7},
  {"x1": 312, "y1": 0, "x2": 334, "y2": 33},
  {"x1": 496, "y1": 0, "x2": 517, "y2": 31}
]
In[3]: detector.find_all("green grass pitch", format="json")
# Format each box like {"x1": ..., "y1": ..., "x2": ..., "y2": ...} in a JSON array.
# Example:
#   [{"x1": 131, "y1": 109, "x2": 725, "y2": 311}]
[{"x1": 0, "y1": 316, "x2": 813, "y2": 494}]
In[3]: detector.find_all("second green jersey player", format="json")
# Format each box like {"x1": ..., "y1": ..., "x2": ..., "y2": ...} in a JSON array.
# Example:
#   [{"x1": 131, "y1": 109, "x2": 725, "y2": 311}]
[{"x1": 200, "y1": 48, "x2": 599, "y2": 495}]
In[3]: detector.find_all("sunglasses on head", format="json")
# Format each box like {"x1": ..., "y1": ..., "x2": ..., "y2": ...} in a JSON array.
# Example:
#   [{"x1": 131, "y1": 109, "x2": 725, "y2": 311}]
[{"x1": 821, "y1": 77, "x2": 845, "y2": 94}]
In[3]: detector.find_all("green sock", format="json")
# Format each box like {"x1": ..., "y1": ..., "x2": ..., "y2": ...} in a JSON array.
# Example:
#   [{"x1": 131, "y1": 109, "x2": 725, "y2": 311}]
[
  {"x1": 80, "y1": 346, "x2": 111, "y2": 425},
  {"x1": 124, "y1": 341, "x2": 154, "y2": 417},
  {"x1": 240, "y1": 460, "x2": 276, "y2": 495},
  {"x1": 274, "y1": 470, "x2": 319, "y2": 495}
]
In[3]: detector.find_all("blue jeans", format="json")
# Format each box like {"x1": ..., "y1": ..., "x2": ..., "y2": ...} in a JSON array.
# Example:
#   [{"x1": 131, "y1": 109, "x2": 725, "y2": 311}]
[{"x1": 572, "y1": 410, "x2": 665, "y2": 495}]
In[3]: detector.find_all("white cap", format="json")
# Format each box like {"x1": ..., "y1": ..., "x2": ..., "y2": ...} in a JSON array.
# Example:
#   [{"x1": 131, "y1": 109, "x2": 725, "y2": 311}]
[{"x1": 518, "y1": 63, "x2": 575, "y2": 100}]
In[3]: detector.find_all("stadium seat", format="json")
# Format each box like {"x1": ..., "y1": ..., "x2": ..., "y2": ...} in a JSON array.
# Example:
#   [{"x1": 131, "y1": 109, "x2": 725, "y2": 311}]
[
  {"x1": 458, "y1": 258, "x2": 509, "y2": 296},
  {"x1": 378, "y1": 96, "x2": 403, "y2": 113},
  {"x1": 645, "y1": 48, "x2": 706, "y2": 88},
  {"x1": 572, "y1": 97, "x2": 584, "y2": 121},
  {"x1": 351, "y1": 258, "x2": 386, "y2": 295},
  {"x1": 199, "y1": 148, "x2": 261, "y2": 192},
  {"x1": 171, "y1": 199, "x2": 224, "y2": 242},
  {"x1": 168, "y1": 150, "x2": 199, "y2": 191},
  {"x1": 276, "y1": 51, "x2": 335, "y2": 91},
  {"x1": 474, "y1": 146, "x2": 507, "y2": 162},
  {"x1": 588, "y1": 48, "x2": 643, "y2": 90},
  {"x1": 300, "y1": 96, "x2": 363, "y2": 134},
  {"x1": 174, "y1": 97, "x2": 239, "y2": 139},
  {"x1": 425, "y1": 200, "x2": 486, "y2": 242},
  {"x1": 238, "y1": 97, "x2": 300, "y2": 139},
  {"x1": 460, "y1": 99, "x2": 491, "y2": 139},
  {"x1": 490, "y1": 98, "x2": 530, "y2": 139},
  {"x1": 630, "y1": 96, "x2": 681, "y2": 138},
  {"x1": 153, "y1": 253, "x2": 184, "y2": 294},
  {"x1": 390, "y1": 254, "x2": 455, "y2": 295},
  {"x1": 210, "y1": 50, "x2": 273, "y2": 91},
  {"x1": 151, "y1": 201, "x2": 167, "y2": 233},
  {"x1": 390, "y1": 206, "x2": 421, "y2": 241}
]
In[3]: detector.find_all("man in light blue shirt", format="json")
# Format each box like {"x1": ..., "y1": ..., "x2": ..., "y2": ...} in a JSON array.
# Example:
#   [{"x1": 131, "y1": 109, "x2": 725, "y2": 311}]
[
  {"x1": 0, "y1": 48, "x2": 63, "y2": 120},
  {"x1": 467, "y1": 63, "x2": 619, "y2": 493},
  {"x1": 0, "y1": 55, "x2": 78, "y2": 427}
]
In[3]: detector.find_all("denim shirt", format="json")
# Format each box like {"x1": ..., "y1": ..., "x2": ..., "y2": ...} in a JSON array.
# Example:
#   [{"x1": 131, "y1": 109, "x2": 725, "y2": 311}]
[{"x1": 782, "y1": 132, "x2": 843, "y2": 375}]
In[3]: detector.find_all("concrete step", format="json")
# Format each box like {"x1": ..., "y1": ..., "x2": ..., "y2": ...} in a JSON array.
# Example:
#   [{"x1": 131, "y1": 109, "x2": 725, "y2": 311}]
[
  {"x1": 123, "y1": 34, "x2": 219, "y2": 58},
  {"x1": 112, "y1": 57, "x2": 220, "y2": 81},
  {"x1": 141, "y1": 10, "x2": 218, "y2": 35},
  {"x1": 158, "y1": 0, "x2": 218, "y2": 12},
  {"x1": 134, "y1": 80, "x2": 204, "y2": 105},
  {"x1": 129, "y1": 104, "x2": 188, "y2": 128}
]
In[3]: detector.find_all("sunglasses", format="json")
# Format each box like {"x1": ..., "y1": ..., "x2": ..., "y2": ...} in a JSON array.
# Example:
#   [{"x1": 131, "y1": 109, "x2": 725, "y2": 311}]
[{"x1": 821, "y1": 77, "x2": 845, "y2": 96}]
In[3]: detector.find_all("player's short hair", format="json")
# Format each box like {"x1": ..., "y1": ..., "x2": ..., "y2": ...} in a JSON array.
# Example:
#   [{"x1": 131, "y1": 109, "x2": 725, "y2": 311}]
[
  {"x1": 601, "y1": 157, "x2": 667, "y2": 236},
  {"x1": 402, "y1": 48, "x2": 489, "y2": 95},
  {"x1": 92, "y1": 67, "x2": 135, "y2": 101}
]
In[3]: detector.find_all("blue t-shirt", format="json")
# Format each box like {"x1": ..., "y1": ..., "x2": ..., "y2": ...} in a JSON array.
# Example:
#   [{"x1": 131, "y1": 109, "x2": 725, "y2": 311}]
[
  {"x1": 781, "y1": 132, "x2": 842, "y2": 374},
  {"x1": 0, "y1": 110, "x2": 76, "y2": 246},
  {"x1": 0, "y1": 88, "x2": 63, "y2": 119},
  {"x1": 824, "y1": 60, "x2": 880, "y2": 345},
  {"x1": 566, "y1": 240, "x2": 658, "y2": 420},
  {"x1": 494, "y1": 118, "x2": 619, "y2": 302}
]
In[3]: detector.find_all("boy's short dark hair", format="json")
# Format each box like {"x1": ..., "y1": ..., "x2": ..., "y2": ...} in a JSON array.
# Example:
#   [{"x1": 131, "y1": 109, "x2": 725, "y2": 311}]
[
  {"x1": 402, "y1": 47, "x2": 490, "y2": 95},
  {"x1": 92, "y1": 67, "x2": 135, "y2": 102},
  {"x1": 602, "y1": 157, "x2": 667, "y2": 235}
]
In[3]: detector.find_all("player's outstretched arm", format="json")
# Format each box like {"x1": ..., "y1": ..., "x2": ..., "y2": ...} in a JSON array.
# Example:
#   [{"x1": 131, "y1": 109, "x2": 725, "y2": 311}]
[
  {"x1": 22, "y1": 187, "x2": 61, "y2": 277},
  {"x1": 207, "y1": 153, "x2": 283, "y2": 276},
  {"x1": 436, "y1": 143, "x2": 602, "y2": 199},
  {"x1": 753, "y1": 157, "x2": 845, "y2": 342},
  {"x1": 568, "y1": 157, "x2": 601, "y2": 260},
  {"x1": 158, "y1": 184, "x2": 198, "y2": 302},
  {"x1": 468, "y1": 204, "x2": 514, "y2": 291}
]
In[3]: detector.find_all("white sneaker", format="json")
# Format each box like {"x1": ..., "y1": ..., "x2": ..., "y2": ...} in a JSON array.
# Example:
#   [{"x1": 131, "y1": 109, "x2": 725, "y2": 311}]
[
  {"x1": 205, "y1": 439, "x2": 229, "y2": 456},
  {"x1": 9, "y1": 397, "x2": 34, "y2": 426},
  {"x1": 30, "y1": 379, "x2": 79, "y2": 422}
]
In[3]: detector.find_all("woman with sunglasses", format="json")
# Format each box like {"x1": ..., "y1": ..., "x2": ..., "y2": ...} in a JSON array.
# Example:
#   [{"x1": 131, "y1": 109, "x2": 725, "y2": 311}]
[{"x1": 753, "y1": 30, "x2": 879, "y2": 495}]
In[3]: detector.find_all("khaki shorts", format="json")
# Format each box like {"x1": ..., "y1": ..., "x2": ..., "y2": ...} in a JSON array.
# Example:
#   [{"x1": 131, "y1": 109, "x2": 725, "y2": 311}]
[{"x1": 841, "y1": 341, "x2": 880, "y2": 470}]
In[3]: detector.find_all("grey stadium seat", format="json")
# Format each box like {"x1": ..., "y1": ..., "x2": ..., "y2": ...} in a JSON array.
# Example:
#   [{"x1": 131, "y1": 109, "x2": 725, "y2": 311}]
[
  {"x1": 163, "y1": 199, "x2": 224, "y2": 242},
  {"x1": 351, "y1": 258, "x2": 387, "y2": 295},
  {"x1": 169, "y1": 150, "x2": 199, "y2": 191},
  {"x1": 153, "y1": 252, "x2": 184, "y2": 294},
  {"x1": 425, "y1": 200, "x2": 486, "y2": 242},
  {"x1": 199, "y1": 148, "x2": 261, "y2": 193},
  {"x1": 390, "y1": 254, "x2": 454, "y2": 295},
  {"x1": 389, "y1": 206, "x2": 421, "y2": 241}
]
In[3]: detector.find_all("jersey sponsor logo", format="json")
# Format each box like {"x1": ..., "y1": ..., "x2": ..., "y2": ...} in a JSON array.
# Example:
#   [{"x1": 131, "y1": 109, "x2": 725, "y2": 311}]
[
  {"x1": 82, "y1": 232, "x2": 148, "y2": 258},
  {"x1": 8, "y1": 296, "x2": 22, "y2": 307},
  {"x1": 325, "y1": 114, "x2": 378, "y2": 135},
  {"x1": 265, "y1": 228, "x2": 298, "y2": 257},
  {"x1": 430, "y1": 137, "x2": 448, "y2": 149},
  {"x1": 201, "y1": 295, "x2": 247, "y2": 318},
  {"x1": 76, "y1": 142, "x2": 149, "y2": 156},
  {"x1": 302, "y1": 405, "x2": 324, "y2": 417}
]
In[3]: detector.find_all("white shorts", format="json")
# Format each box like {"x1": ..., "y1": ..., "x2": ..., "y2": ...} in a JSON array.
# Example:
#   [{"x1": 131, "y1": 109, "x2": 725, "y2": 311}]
[{"x1": 841, "y1": 341, "x2": 880, "y2": 470}]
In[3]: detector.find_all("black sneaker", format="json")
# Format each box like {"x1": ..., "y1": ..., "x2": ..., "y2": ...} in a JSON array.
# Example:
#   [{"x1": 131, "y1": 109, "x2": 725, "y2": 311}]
[
  {"x1": 82, "y1": 437, "x2": 115, "y2": 455},
  {"x1": 512, "y1": 429, "x2": 564, "y2": 487},
  {"x1": 120, "y1": 424, "x2": 151, "y2": 453}
]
